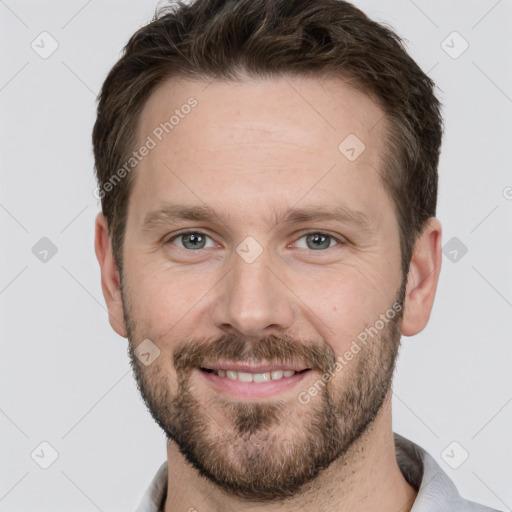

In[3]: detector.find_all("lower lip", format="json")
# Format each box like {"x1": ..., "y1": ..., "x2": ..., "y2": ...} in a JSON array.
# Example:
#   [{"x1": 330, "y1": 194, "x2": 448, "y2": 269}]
[{"x1": 197, "y1": 369, "x2": 313, "y2": 399}]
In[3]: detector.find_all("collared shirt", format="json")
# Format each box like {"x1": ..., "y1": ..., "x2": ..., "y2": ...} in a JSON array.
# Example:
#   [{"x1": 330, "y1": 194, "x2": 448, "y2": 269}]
[{"x1": 134, "y1": 433, "x2": 501, "y2": 512}]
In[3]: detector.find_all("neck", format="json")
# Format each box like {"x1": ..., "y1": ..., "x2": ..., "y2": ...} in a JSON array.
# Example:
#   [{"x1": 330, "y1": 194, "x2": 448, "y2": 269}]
[{"x1": 163, "y1": 394, "x2": 417, "y2": 512}]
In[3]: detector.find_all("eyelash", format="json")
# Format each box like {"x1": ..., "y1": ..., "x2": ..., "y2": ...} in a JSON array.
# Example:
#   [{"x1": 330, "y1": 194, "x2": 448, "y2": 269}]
[
  {"x1": 292, "y1": 230, "x2": 344, "y2": 250},
  {"x1": 165, "y1": 230, "x2": 344, "y2": 251},
  {"x1": 165, "y1": 230, "x2": 218, "y2": 250}
]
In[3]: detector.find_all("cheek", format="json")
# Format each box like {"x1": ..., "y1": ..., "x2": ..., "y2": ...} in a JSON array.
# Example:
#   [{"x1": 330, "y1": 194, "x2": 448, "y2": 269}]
[
  {"x1": 301, "y1": 265, "x2": 398, "y2": 351},
  {"x1": 123, "y1": 258, "x2": 208, "y2": 342}
]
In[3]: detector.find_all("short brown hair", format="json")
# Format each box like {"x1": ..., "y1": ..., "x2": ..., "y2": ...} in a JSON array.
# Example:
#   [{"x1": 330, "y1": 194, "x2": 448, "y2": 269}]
[{"x1": 93, "y1": 0, "x2": 443, "y2": 275}]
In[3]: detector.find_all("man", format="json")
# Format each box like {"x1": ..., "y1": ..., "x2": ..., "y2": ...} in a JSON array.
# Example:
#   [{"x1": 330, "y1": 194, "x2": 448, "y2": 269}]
[{"x1": 93, "y1": 0, "x2": 500, "y2": 511}]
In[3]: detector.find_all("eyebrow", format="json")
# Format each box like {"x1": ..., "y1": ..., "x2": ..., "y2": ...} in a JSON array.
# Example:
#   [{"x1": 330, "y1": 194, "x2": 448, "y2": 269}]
[
  {"x1": 142, "y1": 202, "x2": 373, "y2": 233},
  {"x1": 275, "y1": 205, "x2": 371, "y2": 231},
  {"x1": 142, "y1": 203, "x2": 223, "y2": 231}
]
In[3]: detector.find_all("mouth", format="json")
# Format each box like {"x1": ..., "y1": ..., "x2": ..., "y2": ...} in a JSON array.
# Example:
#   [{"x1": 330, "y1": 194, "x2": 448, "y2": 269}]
[{"x1": 198, "y1": 363, "x2": 312, "y2": 399}]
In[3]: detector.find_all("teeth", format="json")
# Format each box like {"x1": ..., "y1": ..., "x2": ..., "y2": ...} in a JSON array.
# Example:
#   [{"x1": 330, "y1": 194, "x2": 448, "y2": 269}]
[
  {"x1": 215, "y1": 369, "x2": 297, "y2": 382},
  {"x1": 237, "y1": 371, "x2": 253, "y2": 382},
  {"x1": 253, "y1": 372, "x2": 271, "y2": 383}
]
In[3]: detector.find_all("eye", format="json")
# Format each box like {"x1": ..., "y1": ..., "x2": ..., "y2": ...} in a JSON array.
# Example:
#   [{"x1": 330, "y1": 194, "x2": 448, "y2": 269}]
[
  {"x1": 167, "y1": 231, "x2": 216, "y2": 250},
  {"x1": 293, "y1": 232, "x2": 342, "y2": 251}
]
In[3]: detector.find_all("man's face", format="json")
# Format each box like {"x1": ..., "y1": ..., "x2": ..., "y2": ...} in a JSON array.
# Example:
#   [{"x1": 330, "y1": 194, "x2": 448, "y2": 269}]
[{"x1": 120, "y1": 76, "x2": 405, "y2": 499}]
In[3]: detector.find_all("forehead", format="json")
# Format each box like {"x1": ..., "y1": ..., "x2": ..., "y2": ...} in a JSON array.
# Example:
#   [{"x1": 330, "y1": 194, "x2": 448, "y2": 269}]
[
  {"x1": 130, "y1": 75, "x2": 393, "y2": 227},
  {"x1": 139, "y1": 74, "x2": 386, "y2": 157}
]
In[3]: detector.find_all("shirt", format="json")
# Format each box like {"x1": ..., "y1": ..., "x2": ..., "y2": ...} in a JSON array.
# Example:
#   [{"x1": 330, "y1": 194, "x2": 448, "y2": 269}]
[{"x1": 134, "y1": 432, "x2": 502, "y2": 512}]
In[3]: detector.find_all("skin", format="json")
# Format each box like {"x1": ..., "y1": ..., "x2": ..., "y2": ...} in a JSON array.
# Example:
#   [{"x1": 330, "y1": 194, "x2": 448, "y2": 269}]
[{"x1": 95, "y1": 75, "x2": 442, "y2": 512}]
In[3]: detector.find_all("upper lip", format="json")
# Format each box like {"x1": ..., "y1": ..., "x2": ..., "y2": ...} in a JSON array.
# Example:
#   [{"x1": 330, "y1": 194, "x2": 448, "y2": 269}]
[{"x1": 200, "y1": 362, "x2": 310, "y2": 373}]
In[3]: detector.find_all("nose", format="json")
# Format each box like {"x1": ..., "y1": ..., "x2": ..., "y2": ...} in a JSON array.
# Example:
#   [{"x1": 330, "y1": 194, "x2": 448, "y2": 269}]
[{"x1": 211, "y1": 250, "x2": 295, "y2": 338}]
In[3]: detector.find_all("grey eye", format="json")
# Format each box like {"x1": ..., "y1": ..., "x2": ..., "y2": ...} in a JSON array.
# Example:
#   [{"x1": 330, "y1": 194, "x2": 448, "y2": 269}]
[
  {"x1": 295, "y1": 233, "x2": 338, "y2": 250},
  {"x1": 172, "y1": 232, "x2": 214, "y2": 250}
]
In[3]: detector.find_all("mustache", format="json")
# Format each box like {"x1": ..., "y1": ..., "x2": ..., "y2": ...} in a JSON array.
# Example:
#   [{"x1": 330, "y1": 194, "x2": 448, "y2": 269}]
[{"x1": 173, "y1": 333, "x2": 336, "y2": 375}]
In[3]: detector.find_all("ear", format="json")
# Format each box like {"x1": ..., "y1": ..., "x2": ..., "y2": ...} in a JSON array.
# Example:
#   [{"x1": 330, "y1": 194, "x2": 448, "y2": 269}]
[
  {"x1": 401, "y1": 218, "x2": 442, "y2": 337},
  {"x1": 94, "y1": 213, "x2": 127, "y2": 338}
]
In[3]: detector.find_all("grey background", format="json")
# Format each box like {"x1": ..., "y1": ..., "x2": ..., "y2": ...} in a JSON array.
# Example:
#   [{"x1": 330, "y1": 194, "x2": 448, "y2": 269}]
[{"x1": 1, "y1": 0, "x2": 511, "y2": 510}]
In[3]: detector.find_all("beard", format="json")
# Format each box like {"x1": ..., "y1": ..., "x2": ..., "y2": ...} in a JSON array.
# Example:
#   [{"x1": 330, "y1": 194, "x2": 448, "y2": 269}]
[{"x1": 123, "y1": 281, "x2": 405, "y2": 502}]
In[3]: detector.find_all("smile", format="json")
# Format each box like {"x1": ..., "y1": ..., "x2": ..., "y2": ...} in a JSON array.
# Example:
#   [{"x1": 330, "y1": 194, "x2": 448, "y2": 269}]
[
  {"x1": 199, "y1": 364, "x2": 312, "y2": 398},
  {"x1": 201, "y1": 368, "x2": 309, "y2": 382}
]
